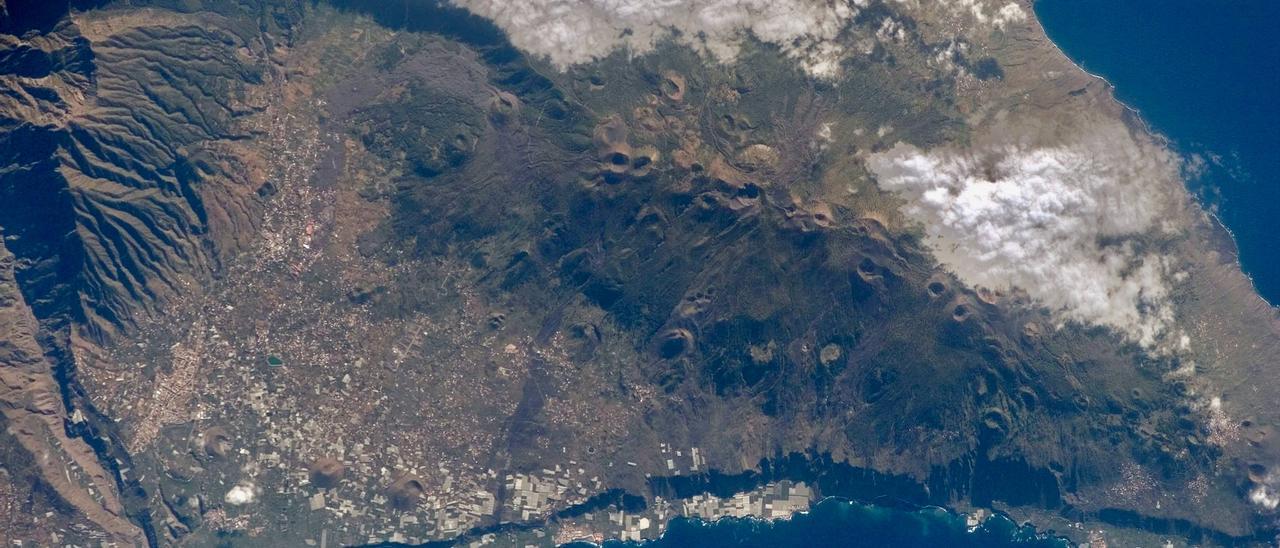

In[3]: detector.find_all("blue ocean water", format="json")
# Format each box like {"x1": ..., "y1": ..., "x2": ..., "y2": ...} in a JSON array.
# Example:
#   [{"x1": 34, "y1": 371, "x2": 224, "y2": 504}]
[
  {"x1": 1035, "y1": 0, "x2": 1280, "y2": 304},
  {"x1": 566, "y1": 5, "x2": 1280, "y2": 547},
  {"x1": 566, "y1": 498, "x2": 1068, "y2": 548}
]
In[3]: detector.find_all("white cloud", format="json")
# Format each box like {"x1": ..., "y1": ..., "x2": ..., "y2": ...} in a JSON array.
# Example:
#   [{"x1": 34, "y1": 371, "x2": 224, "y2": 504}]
[
  {"x1": 940, "y1": 0, "x2": 1025, "y2": 29},
  {"x1": 450, "y1": 0, "x2": 1181, "y2": 347},
  {"x1": 1251, "y1": 484, "x2": 1280, "y2": 511},
  {"x1": 991, "y1": 2, "x2": 1028, "y2": 29},
  {"x1": 225, "y1": 482, "x2": 257, "y2": 505},
  {"x1": 452, "y1": 0, "x2": 862, "y2": 78},
  {"x1": 450, "y1": 0, "x2": 1030, "y2": 78},
  {"x1": 866, "y1": 122, "x2": 1185, "y2": 348}
]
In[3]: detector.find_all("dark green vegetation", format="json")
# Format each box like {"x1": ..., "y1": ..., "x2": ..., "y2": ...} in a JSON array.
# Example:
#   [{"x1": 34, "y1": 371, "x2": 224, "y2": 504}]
[
  {"x1": 0, "y1": 2, "x2": 308, "y2": 545},
  {"x1": 338, "y1": 2, "x2": 1242, "y2": 541},
  {"x1": 0, "y1": 1, "x2": 300, "y2": 339},
  {"x1": 0, "y1": 0, "x2": 1274, "y2": 546}
]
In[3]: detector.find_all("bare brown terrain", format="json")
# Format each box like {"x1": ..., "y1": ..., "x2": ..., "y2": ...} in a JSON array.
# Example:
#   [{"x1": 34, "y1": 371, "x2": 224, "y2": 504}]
[{"x1": 1, "y1": 1, "x2": 1279, "y2": 546}]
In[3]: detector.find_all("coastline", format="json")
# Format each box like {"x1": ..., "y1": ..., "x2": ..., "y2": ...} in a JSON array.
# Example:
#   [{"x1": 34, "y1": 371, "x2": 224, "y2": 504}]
[
  {"x1": 558, "y1": 5, "x2": 1280, "y2": 545},
  {"x1": 559, "y1": 496, "x2": 1071, "y2": 548},
  {"x1": 356, "y1": 451, "x2": 1276, "y2": 547},
  {"x1": 360, "y1": 5, "x2": 1280, "y2": 546},
  {"x1": 1028, "y1": 0, "x2": 1278, "y2": 312},
  {"x1": 3, "y1": 1, "x2": 1275, "y2": 546}
]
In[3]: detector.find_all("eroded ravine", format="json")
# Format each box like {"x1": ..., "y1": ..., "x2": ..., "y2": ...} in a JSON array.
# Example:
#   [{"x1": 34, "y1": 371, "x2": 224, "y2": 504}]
[{"x1": 2, "y1": 1, "x2": 1280, "y2": 546}]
